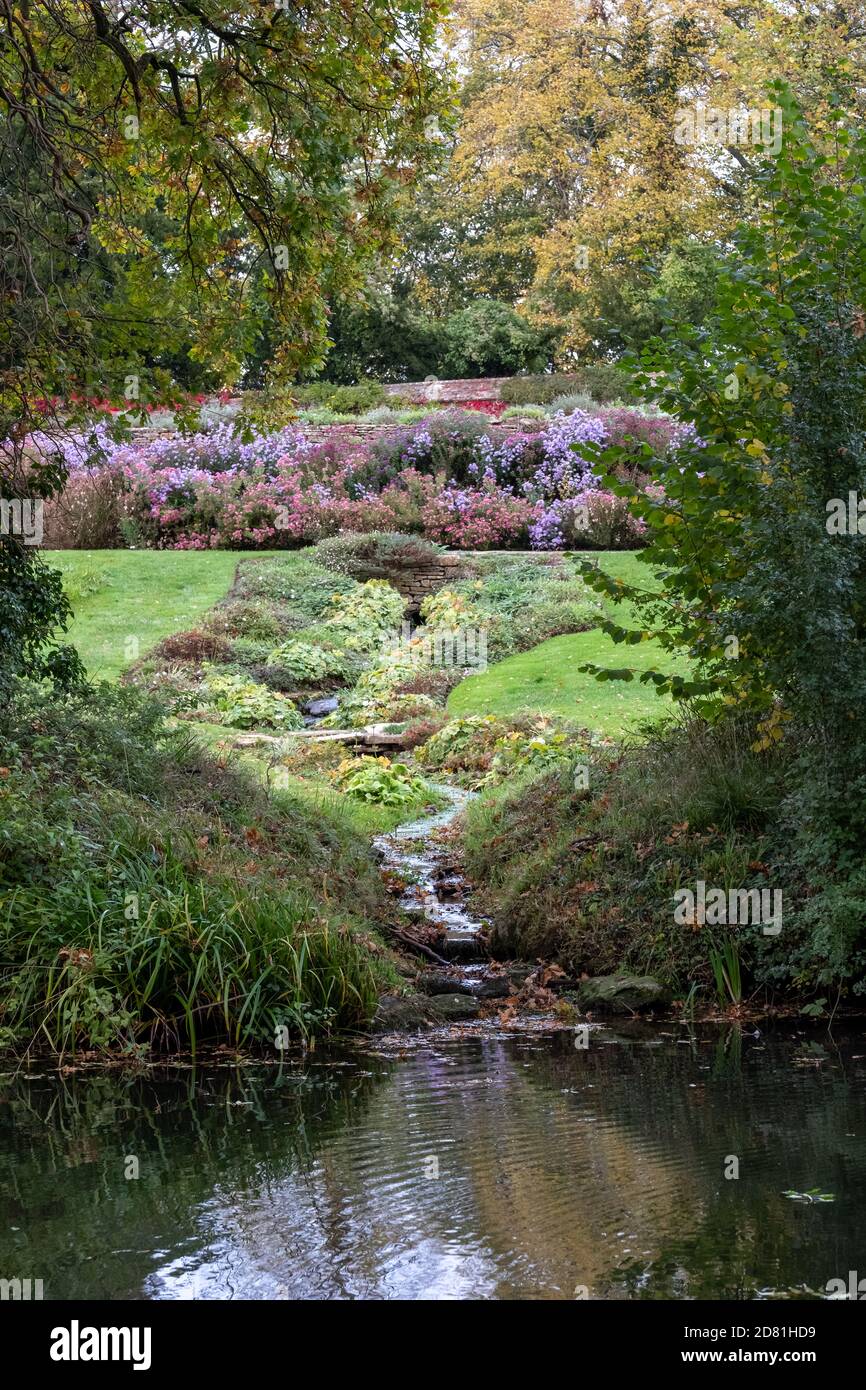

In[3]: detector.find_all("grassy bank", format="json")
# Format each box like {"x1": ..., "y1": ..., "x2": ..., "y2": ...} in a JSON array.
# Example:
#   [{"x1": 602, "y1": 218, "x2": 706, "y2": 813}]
[
  {"x1": 0, "y1": 683, "x2": 411, "y2": 1056},
  {"x1": 47, "y1": 550, "x2": 240, "y2": 678},
  {"x1": 460, "y1": 717, "x2": 852, "y2": 1011},
  {"x1": 448, "y1": 551, "x2": 686, "y2": 737}
]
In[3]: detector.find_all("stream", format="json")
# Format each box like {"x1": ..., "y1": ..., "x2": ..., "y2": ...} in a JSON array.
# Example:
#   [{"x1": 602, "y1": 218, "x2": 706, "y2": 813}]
[{"x1": 2, "y1": 790, "x2": 866, "y2": 1300}]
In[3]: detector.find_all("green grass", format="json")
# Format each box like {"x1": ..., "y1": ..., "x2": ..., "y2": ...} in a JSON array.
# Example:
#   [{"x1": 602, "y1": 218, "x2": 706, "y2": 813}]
[
  {"x1": 448, "y1": 551, "x2": 687, "y2": 737},
  {"x1": 46, "y1": 550, "x2": 240, "y2": 679}
]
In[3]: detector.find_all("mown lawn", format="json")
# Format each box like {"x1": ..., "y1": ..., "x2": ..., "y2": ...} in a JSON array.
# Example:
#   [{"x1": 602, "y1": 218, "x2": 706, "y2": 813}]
[
  {"x1": 46, "y1": 550, "x2": 241, "y2": 679},
  {"x1": 447, "y1": 550, "x2": 686, "y2": 737}
]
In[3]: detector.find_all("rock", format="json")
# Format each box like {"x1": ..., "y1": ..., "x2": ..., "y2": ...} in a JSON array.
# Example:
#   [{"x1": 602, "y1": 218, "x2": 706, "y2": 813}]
[
  {"x1": 472, "y1": 974, "x2": 511, "y2": 999},
  {"x1": 370, "y1": 990, "x2": 481, "y2": 1031},
  {"x1": 427, "y1": 993, "x2": 480, "y2": 1022},
  {"x1": 417, "y1": 971, "x2": 475, "y2": 997},
  {"x1": 576, "y1": 973, "x2": 670, "y2": 1015},
  {"x1": 371, "y1": 995, "x2": 432, "y2": 1032},
  {"x1": 439, "y1": 936, "x2": 487, "y2": 963},
  {"x1": 304, "y1": 696, "x2": 339, "y2": 717}
]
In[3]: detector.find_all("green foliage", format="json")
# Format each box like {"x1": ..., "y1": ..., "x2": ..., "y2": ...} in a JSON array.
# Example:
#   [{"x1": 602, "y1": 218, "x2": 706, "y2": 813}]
[
  {"x1": 0, "y1": 545, "x2": 82, "y2": 696},
  {"x1": 708, "y1": 935, "x2": 743, "y2": 1007},
  {"x1": 438, "y1": 300, "x2": 551, "y2": 377},
  {"x1": 482, "y1": 727, "x2": 578, "y2": 785},
  {"x1": 500, "y1": 366, "x2": 634, "y2": 407},
  {"x1": 447, "y1": 557, "x2": 603, "y2": 660},
  {"x1": 332, "y1": 755, "x2": 430, "y2": 805},
  {"x1": 580, "y1": 85, "x2": 866, "y2": 727},
  {"x1": 291, "y1": 381, "x2": 387, "y2": 414},
  {"x1": 416, "y1": 715, "x2": 507, "y2": 772},
  {"x1": 0, "y1": 685, "x2": 393, "y2": 1054},
  {"x1": 200, "y1": 670, "x2": 302, "y2": 730},
  {"x1": 266, "y1": 639, "x2": 350, "y2": 683},
  {"x1": 501, "y1": 405, "x2": 547, "y2": 420},
  {"x1": 325, "y1": 579, "x2": 406, "y2": 651},
  {"x1": 314, "y1": 531, "x2": 442, "y2": 579},
  {"x1": 418, "y1": 587, "x2": 482, "y2": 632}
]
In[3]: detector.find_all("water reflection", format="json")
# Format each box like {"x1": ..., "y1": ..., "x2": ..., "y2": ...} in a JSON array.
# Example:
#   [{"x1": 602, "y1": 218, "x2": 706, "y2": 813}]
[{"x1": 1, "y1": 1026, "x2": 865, "y2": 1300}]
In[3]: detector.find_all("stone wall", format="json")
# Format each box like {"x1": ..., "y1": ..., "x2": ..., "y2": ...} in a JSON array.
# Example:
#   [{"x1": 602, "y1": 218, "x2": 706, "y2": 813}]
[
  {"x1": 376, "y1": 553, "x2": 469, "y2": 612},
  {"x1": 377, "y1": 550, "x2": 563, "y2": 613}
]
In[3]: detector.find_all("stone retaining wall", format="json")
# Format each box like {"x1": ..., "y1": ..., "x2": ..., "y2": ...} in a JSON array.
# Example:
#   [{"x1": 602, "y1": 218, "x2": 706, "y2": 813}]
[{"x1": 380, "y1": 549, "x2": 564, "y2": 612}]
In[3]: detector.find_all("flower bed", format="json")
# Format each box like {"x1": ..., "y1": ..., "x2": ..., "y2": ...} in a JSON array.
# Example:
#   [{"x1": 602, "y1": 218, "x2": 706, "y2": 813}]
[{"x1": 38, "y1": 405, "x2": 684, "y2": 552}]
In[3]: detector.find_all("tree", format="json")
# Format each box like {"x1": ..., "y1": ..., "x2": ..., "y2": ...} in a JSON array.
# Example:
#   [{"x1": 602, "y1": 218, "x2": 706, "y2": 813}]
[
  {"x1": 583, "y1": 82, "x2": 866, "y2": 740},
  {"x1": 0, "y1": 0, "x2": 449, "y2": 685},
  {"x1": 399, "y1": 0, "x2": 866, "y2": 359}
]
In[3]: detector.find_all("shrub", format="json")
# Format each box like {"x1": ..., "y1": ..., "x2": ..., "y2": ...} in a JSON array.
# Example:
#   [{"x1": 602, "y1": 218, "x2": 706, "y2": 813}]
[
  {"x1": 198, "y1": 670, "x2": 302, "y2": 729},
  {"x1": 0, "y1": 685, "x2": 391, "y2": 1053},
  {"x1": 314, "y1": 531, "x2": 442, "y2": 579},
  {"x1": 324, "y1": 579, "x2": 406, "y2": 651},
  {"x1": 416, "y1": 715, "x2": 507, "y2": 773},
  {"x1": 153, "y1": 629, "x2": 233, "y2": 664},
  {"x1": 501, "y1": 405, "x2": 547, "y2": 420},
  {"x1": 204, "y1": 599, "x2": 286, "y2": 642},
  {"x1": 530, "y1": 492, "x2": 647, "y2": 550},
  {"x1": 548, "y1": 393, "x2": 598, "y2": 415},
  {"x1": 331, "y1": 755, "x2": 430, "y2": 805},
  {"x1": 364, "y1": 408, "x2": 492, "y2": 489},
  {"x1": 292, "y1": 381, "x2": 386, "y2": 414},
  {"x1": 41, "y1": 464, "x2": 127, "y2": 547},
  {"x1": 500, "y1": 366, "x2": 633, "y2": 407},
  {"x1": 420, "y1": 485, "x2": 538, "y2": 548},
  {"x1": 266, "y1": 639, "x2": 350, "y2": 683}
]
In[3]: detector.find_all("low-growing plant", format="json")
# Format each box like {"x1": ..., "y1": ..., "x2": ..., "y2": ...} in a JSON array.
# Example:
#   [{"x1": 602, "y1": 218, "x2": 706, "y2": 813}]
[
  {"x1": 416, "y1": 715, "x2": 507, "y2": 772},
  {"x1": 153, "y1": 629, "x2": 233, "y2": 664},
  {"x1": 199, "y1": 670, "x2": 302, "y2": 729},
  {"x1": 325, "y1": 579, "x2": 406, "y2": 651},
  {"x1": 266, "y1": 639, "x2": 350, "y2": 683},
  {"x1": 332, "y1": 755, "x2": 430, "y2": 806},
  {"x1": 315, "y1": 531, "x2": 442, "y2": 579}
]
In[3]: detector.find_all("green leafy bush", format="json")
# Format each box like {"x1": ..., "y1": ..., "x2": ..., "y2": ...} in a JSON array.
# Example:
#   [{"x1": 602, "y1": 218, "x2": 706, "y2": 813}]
[
  {"x1": 416, "y1": 715, "x2": 507, "y2": 772},
  {"x1": 204, "y1": 598, "x2": 286, "y2": 642},
  {"x1": 267, "y1": 639, "x2": 350, "y2": 683},
  {"x1": 325, "y1": 579, "x2": 405, "y2": 651},
  {"x1": 315, "y1": 531, "x2": 442, "y2": 579},
  {"x1": 291, "y1": 381, "x2": 387, "y2": 414},
  {"x1": 332, "y1": 755, "x2": 430, "y2": 805},
  {"x1": 0, "y1": 685, "x2": 392, "y2": 1054},
  {"x1": 500, "y1": 366, "x2": 633, "y2": 406},
  {"x1": 200, "y1": 670, "x2": 302, "y2": 729}
]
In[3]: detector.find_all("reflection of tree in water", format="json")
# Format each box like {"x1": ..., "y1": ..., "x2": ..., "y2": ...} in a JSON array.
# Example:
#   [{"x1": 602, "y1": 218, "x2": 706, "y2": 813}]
[
  {"x1": 0, "y1": 1062, "x2": 388, "y2": 1300},
  {"x1": 2, "y1": 1030, "x2": 865, "y2": 1300},
  {"x1": 519, "y1": 1028, "x2": 866, "y2": 1300}
]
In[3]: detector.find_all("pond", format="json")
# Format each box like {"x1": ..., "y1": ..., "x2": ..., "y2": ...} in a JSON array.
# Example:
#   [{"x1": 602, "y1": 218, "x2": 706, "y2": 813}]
[{"x1": 2, "y1": 1025, "x2": 865, "y2": 1300}]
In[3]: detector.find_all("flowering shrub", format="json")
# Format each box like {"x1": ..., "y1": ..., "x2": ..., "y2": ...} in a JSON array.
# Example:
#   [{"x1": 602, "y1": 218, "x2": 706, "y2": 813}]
[
  {"x1": 420, "y1": 485, "x2": 538, "y2": 548},
  {"x1": 35, "y1": 399, "x2": 693, "y2": 551},
  {"x1": 530, "y1": 491, "x2": 648, "y2": 550}
]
